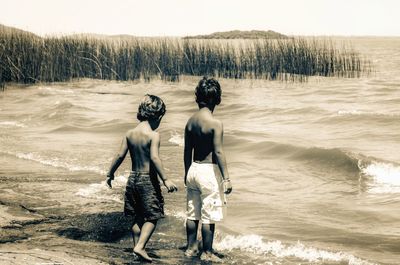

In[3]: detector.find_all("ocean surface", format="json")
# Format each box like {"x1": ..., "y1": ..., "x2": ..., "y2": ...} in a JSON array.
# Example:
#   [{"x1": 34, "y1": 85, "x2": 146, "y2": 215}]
[{"x1": 1, "y1": 37, "x2": 399, "y2": 265}]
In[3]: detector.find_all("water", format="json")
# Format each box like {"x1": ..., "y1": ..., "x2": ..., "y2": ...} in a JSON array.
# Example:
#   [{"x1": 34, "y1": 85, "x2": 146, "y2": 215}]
[{"x1": 1, "y1": 37, "x2": 400, "y2": 265}]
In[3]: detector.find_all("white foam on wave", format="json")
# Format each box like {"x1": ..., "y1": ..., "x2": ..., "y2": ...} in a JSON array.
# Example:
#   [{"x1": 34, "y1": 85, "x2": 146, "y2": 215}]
[
  {"x1": 215, "y1": 235, "x2": 376, "y2": 265},
  {"x1": 0, "y1": 121, "x2": 26, "y2": 128},
  {"x1": 164, "y1": 209, "x2": 187, "y2": 221},
  {"x1": 76, "y1": 175, "x2": 127, "y2": 202},
  {"x1": 168, "y1": 132, "x2": 184, "y2": 147},
  {"x1": 15, "y1": 152, "x2": 106, "y2": 175},
  {"x1": 338, "y1": 110, "x2": 364, "y2": 115},
  {"x1": 360, "y1": 161, "x2": 400, "y2": 194},
  {"x1": 38, "y1": 86, "x2": 74, "y2": 94},
  {"x1": 337, "y1": 110, "x2": 400, "y2": 117},
  {"x1": 38, "y1": 86, "x2": 53, "y2": 91}
]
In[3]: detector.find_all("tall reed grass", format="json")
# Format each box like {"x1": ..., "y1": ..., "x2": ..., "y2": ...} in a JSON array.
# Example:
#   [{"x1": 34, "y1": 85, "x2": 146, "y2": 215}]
[{"x1": 0, "y1": 27, "x2": 370, "y2": 87}]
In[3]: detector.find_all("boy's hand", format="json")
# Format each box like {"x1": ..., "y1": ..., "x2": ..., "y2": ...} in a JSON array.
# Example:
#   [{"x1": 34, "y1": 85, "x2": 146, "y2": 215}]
[
  {"x1": 223, "y1": 179, "x2": 232, "y2": 194},
  {"x1": 106, "y1": 178, "x2": 113, "y2": 189},
  {"x1": 164, "y1": 179, "x2": 178, "y2": 193},
  {"x1": 106, "y1": 174, "x2": 114, "y2": 189}
]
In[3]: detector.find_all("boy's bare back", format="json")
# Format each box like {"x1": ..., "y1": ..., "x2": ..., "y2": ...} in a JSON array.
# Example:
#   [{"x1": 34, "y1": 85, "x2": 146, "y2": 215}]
[
  {"x1": 126, "y1": 123, "x2": 158, "y2": 173},
  {"x1": 185, "y1": 108, "x2": 223, "y2": 164},
  {"x1": 106, "y1": 94, "x2": 176, "y2": 193},
  {"x1": 183, "y1": 77, "x2": 231, "y2": 194}
]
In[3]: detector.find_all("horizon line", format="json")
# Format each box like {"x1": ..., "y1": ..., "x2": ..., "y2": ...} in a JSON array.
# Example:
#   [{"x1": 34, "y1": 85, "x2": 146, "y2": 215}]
[{"x1": 1, "y1": 23, "x2": 400, "y2": 38}]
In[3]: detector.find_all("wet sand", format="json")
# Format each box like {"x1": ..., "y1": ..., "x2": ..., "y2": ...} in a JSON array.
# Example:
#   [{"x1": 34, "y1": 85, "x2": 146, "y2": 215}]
[{"x1": 0, "y1": 201, "x2": 199, "y2": 265}]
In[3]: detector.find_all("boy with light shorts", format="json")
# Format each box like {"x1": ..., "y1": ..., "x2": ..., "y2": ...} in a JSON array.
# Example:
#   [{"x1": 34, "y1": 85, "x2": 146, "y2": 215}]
[{"x1": 184, "y1": 77, "x2": 232, "y2": 262}]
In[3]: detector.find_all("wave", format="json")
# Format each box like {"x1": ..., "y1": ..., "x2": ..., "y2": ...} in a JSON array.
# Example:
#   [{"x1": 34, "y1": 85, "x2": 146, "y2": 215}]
[
  {"x1": 12, "y1": 97, "x2": 35, "y2": 104},
  {"x1": 73, "y1": 175, "x2": 377, "y2": 264},
  {"x1": 76, "y1": 175, "x2": 127, "y2": 202},
  {"x1": 274, "y1": 144, "x2": 400, "y2": 193},
  {"x1": 335, "y1": 109, "x2": 400, "y2": 123},
  {"x1": 29, "y1": 100, "x2": 94, "y2": 124},
  {"x1": 170, "y1": 132, "x2": 400, "y2": 193},
  {"x1": 37, "y1": 86, "x2": 75, "y2": 96},
  {"x1": 168, "y1": 131, "x2": 184, "y2": 146},
  {"x1": 11, "y1": 152, "x2": 106, "y2": 175},
  {"x1": 48, "y1": 120, "x2": 130, "y2": 133},
  {"x1": 74, "y1": 177, "x2": 374, "y2": 264},
  {"x1": 86, "y1": 91, "x2": 134, "y2": 95},
  {"x1": 0, "y1": 121, "x2": 26, "y2": 128},
  {"x1": 49, "y1": 100, "x2": 93, "y2": 113},
  {"x1": 215, "y1": 235, "x2": 376, "y2": 265},
  {"x1": 262, "y1": 142, "x2": 400, "y2": 193},
  {"x1": 360, "y1": 161, "x2": 400, "y2": 193},
  {"x1": 290, "y1": 147, "x2": 361, "y2": 172},
  {"x1": 225, "y1": 134, "x2": 361, "y2": 173},
  {"x1": 337, "y1": 110, "x2": 400, "y2": 117}
]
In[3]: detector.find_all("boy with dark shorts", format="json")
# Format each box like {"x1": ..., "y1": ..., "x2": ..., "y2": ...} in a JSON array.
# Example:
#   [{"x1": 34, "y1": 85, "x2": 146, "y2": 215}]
[
  {"x1": 106, "y1": 94, "x2": 177, "y2": 262},
  {"x1": 184, "y1": 77, "x2": 233, "y2": 262}
]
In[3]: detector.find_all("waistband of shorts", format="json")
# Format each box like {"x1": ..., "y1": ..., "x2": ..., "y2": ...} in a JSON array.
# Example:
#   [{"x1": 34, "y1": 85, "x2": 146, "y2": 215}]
[
  {"x1": 129, "y1": 171, "x2": 150, "y2": 177},
  {"x1": 192, "y1": 161, "x2": 217, "y2": 167},
  {"x1": 193, "y1": 160, "x2": 216, "y2": 164}
]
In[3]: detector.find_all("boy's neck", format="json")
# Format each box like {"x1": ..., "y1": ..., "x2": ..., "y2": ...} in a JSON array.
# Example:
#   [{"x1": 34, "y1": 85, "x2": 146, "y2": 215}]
[
  {"x1": 140, "y1": 120, "x2": 157, "y2": 131},
  {"x1": 199, "y1": 105, "x2": 215, "y2": 113}
]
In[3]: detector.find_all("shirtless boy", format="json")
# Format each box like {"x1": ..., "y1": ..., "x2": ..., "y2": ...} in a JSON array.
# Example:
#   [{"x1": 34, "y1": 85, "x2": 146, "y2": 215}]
[
  {"x1": 184, "y1": 77, "x2": 232, "y2": 262},
  {"x1": 106, "y1": 94, "x2": 177, "y2": 262}
]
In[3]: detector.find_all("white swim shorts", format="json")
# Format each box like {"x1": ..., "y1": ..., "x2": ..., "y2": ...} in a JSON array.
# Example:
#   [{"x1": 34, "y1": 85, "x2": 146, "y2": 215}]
[{"x1": 186, "y1": 162, "x2": 226, "y2": 224}]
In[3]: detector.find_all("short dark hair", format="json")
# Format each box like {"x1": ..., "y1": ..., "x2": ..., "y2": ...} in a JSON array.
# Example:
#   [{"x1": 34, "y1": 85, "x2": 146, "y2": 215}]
[
  {"x1": 137, "y1": 94, "x2": 166, "y2": 121},
  {"x1": 195, "y1": 77, "x2": 221, "y2": 107}
]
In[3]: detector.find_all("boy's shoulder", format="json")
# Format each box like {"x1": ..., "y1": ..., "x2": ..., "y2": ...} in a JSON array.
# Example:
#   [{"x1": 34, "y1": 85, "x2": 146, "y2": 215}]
[
  {"x1": 186, "y1": 113, "x2": 222, "y2": 131},
  {"x1": 210, "y1": 118, "x2": 223, "y2": 132},
  {"x1": 125, "y1": 127, "x2": 158, "y2": 140},
  {"x1": 125, "y1": 128, "x2": 136, "y2": 137}
]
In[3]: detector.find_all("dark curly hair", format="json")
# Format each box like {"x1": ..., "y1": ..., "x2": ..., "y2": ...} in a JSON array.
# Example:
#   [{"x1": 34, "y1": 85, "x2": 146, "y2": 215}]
[
  {"x1": 195, "y1": 77, "x2": 221, "y2": 107},
  {"x1": 137, "y1": 94, "x2": 166, "y2": 121}
]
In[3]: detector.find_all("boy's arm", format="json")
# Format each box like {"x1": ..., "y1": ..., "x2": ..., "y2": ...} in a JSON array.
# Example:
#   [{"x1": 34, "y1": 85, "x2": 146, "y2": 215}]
[
  {"x1": 150, "y1": 132, "x2": 177, "y2": 192},
  {"x1": 106, "y1": 134, "x2": 129, "y2": 188},
  {"x1": 213, "y1": 121, "x2": 232, "y2": 194},
  {"x1": 183, "y1": 124, "x2": 193, "y2": 185}
]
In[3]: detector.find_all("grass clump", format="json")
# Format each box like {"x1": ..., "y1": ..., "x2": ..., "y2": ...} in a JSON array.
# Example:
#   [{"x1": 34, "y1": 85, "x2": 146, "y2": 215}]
[{"x1": 0, "y1": 26, "x2": 370, "y2": 86}]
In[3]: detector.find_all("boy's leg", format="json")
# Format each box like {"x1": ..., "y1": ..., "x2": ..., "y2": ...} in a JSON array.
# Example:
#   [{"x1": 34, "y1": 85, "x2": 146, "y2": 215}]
[
  {"x1": 200, "y1": 223, "x2": 222, "y2": 262},
  {"x1": 133, "y1": 219, "x2": 157, "y2": 262},
  {"x1": 201, "y1": 223, "x2": 215, "y2": 254},
  {"x1": 198, "y1": 165, "x2": 224, "y2": 262},
  {"x1": 185, "y1": 219, "x2": 199, "y2": 255},
  {"x1": 186, "y1": 184, "x2": 201, "y2": 255},
  {"x1": 131, "y1": 217, "x2": 144, "y2": 248}
]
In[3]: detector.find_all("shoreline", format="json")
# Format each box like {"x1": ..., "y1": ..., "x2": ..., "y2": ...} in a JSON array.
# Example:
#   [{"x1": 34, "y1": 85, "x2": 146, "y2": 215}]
[{"x1": 0, "y1": 185, "x2": 194, "y2": 264}]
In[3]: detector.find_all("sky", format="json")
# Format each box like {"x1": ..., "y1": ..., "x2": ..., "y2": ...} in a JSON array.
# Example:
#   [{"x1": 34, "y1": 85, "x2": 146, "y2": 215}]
[{"x1": 1, "y1": 0, "x2": 399, "y2": 37}]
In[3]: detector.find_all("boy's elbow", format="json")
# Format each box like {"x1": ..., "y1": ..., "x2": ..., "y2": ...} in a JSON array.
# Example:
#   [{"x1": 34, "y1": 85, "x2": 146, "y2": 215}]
[
  {"x1": 150, "y1": 155, "x2": 160, "y2": 163},
  {"x1": 116, "y1": 154, "x2": 125, "y2": 160},
  {"x1": 214, "y1": 149, "x2": 224, "y2": 157}
]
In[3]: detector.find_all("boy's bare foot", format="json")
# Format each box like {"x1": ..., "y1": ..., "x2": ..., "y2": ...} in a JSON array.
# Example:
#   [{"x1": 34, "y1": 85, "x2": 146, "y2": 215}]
[
  {"x1": 184, "y1": 248, "x2": 199, "y2": 257},
  {"x1": 133, "y1": 247, "x2": 152, "y2": 262},
  {"x1": 131, "y1": 252, "x2": 140, "y2": 261},
  {"x1": 211, "y1": 249, "x2": 225, "y2": 258},
  {"x1": 200, "y1": 252, "x2": 223, "y2": 263}
]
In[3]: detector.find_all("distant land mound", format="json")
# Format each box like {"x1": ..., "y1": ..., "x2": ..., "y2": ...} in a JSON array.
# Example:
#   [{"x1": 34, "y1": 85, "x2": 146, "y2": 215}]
[
  {"x1": 0, "y1": 24, "x2": 287, "y2": 40},
  {"x1": 184, "y1": 30, "x2": 287, "y2": 39},
  {"x1": 0, "y1": 24, "x2": 39, "y2": 37}
]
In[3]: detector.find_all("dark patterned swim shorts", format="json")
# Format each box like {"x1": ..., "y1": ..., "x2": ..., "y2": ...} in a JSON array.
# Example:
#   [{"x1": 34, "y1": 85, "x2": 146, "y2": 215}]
[{"x1": 124, "y1": 171, "x2": 164, "y2": 221}]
